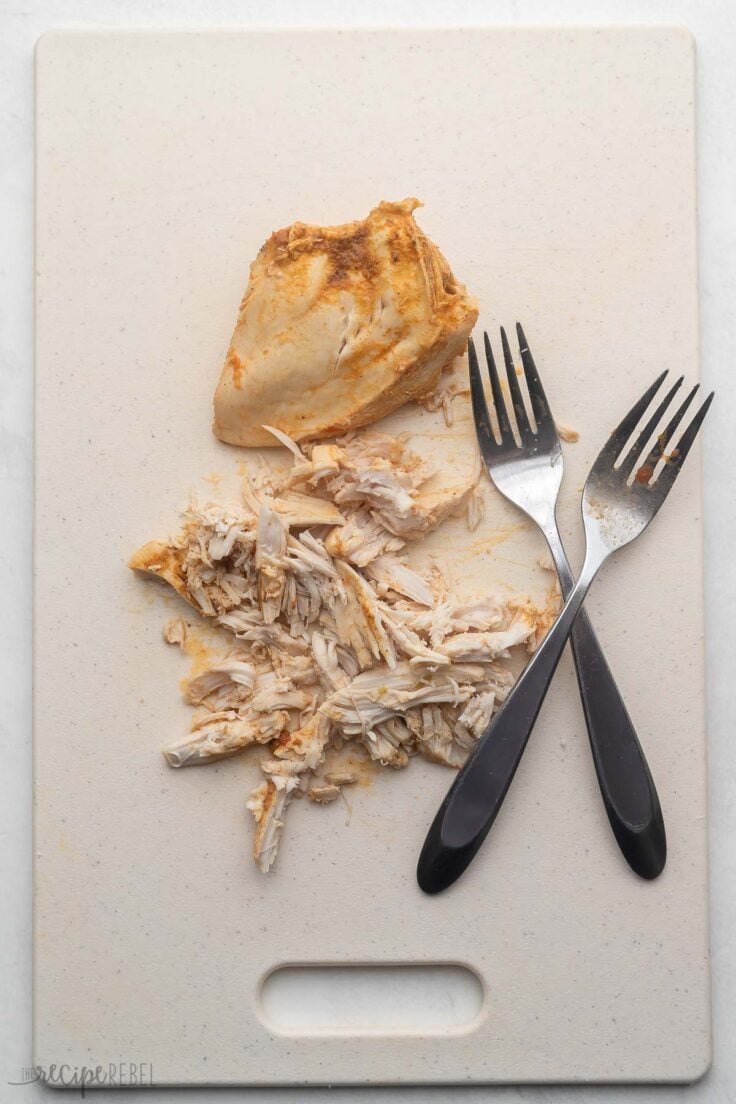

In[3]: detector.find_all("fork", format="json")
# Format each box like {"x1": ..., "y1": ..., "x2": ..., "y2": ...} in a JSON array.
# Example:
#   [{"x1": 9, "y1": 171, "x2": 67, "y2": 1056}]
[
  {"x1": 469, "y1": 324, "x2": 667, "y2": 881},
  {"x1": 417, "y1": 362, "x2": 713, "y2": 894}
]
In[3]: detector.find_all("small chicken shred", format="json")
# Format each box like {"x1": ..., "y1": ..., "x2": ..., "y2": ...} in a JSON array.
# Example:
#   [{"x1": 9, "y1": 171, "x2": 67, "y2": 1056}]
[
  {"x1": 130, "y1": 427, "x2": 553, "y2": 873},
  {"x1": 556, "y1": 421, "x2": 580, "y2": 444},
  {"x1": 163, "y1": 618, "x2": 187, "y2": 647},
  {"x1": 418, "y1": 369, "x2": 472, "y2": 426}
]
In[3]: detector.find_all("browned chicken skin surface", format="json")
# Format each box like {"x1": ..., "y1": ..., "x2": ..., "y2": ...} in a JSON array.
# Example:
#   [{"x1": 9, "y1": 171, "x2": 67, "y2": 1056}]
[{"x1": 213, "y1": 199, "x2": 478, "y2": 446}]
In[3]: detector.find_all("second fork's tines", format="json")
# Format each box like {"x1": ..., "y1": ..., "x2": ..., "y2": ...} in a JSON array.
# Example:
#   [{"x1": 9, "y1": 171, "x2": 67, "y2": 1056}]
[{"x1": 600, "y1": 369, "x2": 714, "y2": 493}]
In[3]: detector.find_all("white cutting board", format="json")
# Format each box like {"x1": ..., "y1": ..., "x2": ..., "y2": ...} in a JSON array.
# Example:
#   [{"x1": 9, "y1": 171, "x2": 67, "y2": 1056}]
[{"x1": 34, "y1": 28, "x2": 710, "y2": 1086}]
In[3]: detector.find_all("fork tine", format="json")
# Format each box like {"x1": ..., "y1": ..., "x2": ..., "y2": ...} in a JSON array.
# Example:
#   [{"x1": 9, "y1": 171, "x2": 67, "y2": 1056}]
[
  {"x1": 641, "y1": 391, "x2": 714, "y2": 492},
  {"x1": 468, "y1": 337, "x2": 498, "y2": 455},
  {"x1": 640, "y1": 384, "x2": 699, "y2": 472},
  {"x1": 500, "y1": 326, "x2": 533, "y2": 441},
  {"x1": 620, "y1": 375, "x2": 685, "y2": 475},
  {"x1": 515, "y1": 322, "x2": 557, "y2": 437},
  {"x1": 596, "y1": 370, "x2": 669, "y2": 468},
  {"x1": 483, "y1": 331, "x2": 512, "y2": 440}
]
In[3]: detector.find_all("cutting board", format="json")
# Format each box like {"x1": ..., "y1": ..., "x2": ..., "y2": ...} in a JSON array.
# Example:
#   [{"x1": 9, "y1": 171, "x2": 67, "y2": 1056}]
[{"x1": 34, "y1": 28, "x2": 710, "y2": 1086}]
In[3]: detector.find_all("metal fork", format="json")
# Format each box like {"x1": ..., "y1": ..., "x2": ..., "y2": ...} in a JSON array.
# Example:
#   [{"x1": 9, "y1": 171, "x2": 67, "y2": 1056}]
[
  {"x1": 417, "y1": 359, "x2": 713, "y2": 894},
  {"x1": 471, "y1": 324, "x2": 667, "y2": 881}
]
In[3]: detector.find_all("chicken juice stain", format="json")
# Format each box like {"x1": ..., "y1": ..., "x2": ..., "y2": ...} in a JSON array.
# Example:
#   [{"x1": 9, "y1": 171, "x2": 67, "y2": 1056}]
[
  {"x1": 465, "y1": 523, "x2": 529, "y2": 553},
  {"x1": 323, "y1": 747, "x2": 378, "y2": 788},
  {"x1": 178, "y1": 627, "x2": 220, "y2": 687}
]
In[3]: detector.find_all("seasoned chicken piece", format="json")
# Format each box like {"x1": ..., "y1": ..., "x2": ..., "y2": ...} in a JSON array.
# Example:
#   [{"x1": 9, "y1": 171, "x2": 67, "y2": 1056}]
[
  {"x1": 389, "y1": 597, "x2": 455, "y2": 647},
  {"x1": 184, "y1": 657, "x2": 257, "y2": 708},
  {"x1": 407, "y1": 704, "x2": 473, "y2": 768},
  {"x1": 269, "y1": 650, "x2": 319, "y2": 687},
  {"x1": 129, "y1": 540, "x2": 192, "y2": 605},
  {"x1": 311, "y1": 630, "x2": 351, "y2": 690},
  {"x1": 466, "y1": 485, "x2": 485, "y2": 531},
  {"x1": 322, "y1": 473, "x2": 479, "y2": 561},
  {"x1": 456, "y1": 690, "x2": 498, "y2": 739},
  {"x1": 255, "y1": 501, "x2": 289, "y2": 624},
  {"x1": 332, "y1": 462, "x2": 417, "y2": 518},
  {"x1": 272, "y1": 712, "x2": 332, "y2": 771},
  {"x1": 379, "y1": 479, "x2": 477, "y2": 539},
  {"x1": 324, "y1": 508, "x2": 404, "y2": 567},
  {"x1": 248, "y1": 714, "x2": 333, "y2": 871},
  {"x1": 419, "y1": 370, "x2": 471, "y2": 426},
  {"x1": 507, "y1": 591, "x2": 561, "y2": 652},
  {"x1": 339, "y1": 430, "x2": 429, "y2": 479},
  {"x1": 450, "y1": 598, "x2": 506, "y2": 633},
  {"x1": 365, "y1": 555, "x2": 434, "y2": 607},
  {"x1": 162, "y1": 617, "x2": 188, "y2": 647},
  {"x1": 306, "y1": 783, "x2": 342, "y2": 804},
  {"x1": 270, "y1": 492, "x2": 345, "y2": 528},
  {"x1": 556, "y1": 421, "x2": 580, "y2": 444},
  {"x1": 382, "y1": 616, "x2": 449, "y2": 667},
  {"x1": 163, "y1": 708, "x2": 286, "y2": 767},
  {"x1": 286, "y1": 532, "x2": 340, "y2": 580},
  {"x1": 438, "y1": 620, "x2": 536, "y2": 662},
  {"x1": 213, "y1": 199, "x2": 478, "y2": 446},
  {"x1": 130, "y1": 502, "x2": 258, "y2": 617},
  {"x1": 362, "y1": 718, "x2": 414, "y2": 769},
  {"x1": 247, "y1": 765, "x2": 301, "y2": 874},
  {"x1": 249, "y1": 670, "x2": 312, "y2": 714},
  {"x1": 284, "y1": 443, "x2": 345, "y2": 488},
  {"x1": 266, "y1": 426, "x2": 481, "y2": 563},
  {"x1": 320, "y1": 661, "x2": 486, "y2": 739},
  {"x1": 219, "y1": 609, "x2": 310, "y2": 654},
  {"x1": 333, "y1": 560, "x2": 396, "y2": 669}
]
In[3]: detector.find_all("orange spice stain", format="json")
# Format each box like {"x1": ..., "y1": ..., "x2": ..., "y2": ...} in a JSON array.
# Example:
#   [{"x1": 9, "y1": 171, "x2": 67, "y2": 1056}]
[{"x1": 227, "y1": 349, "x2": 245, "y2": 388}]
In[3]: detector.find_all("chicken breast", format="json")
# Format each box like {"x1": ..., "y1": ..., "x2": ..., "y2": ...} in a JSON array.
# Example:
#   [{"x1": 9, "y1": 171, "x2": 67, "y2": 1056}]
[{"x1": 213, "y1": 199, "x2": 478, "y2": 446}]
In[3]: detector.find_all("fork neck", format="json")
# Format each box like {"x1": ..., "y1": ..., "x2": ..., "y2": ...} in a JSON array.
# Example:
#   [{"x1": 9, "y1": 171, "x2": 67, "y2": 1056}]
[
  {"x1": 535, "y1": 517, "x2": 575, "y2": 592},
  {"x1": 538, "y1": 517, "x2": 607, "y2": 596},
  {"x1": 545, "y1": 548, "x2": 602, "y2": 649},
  {"x1": 570, "y1": 546, "x2": 605, "y2": 603}
]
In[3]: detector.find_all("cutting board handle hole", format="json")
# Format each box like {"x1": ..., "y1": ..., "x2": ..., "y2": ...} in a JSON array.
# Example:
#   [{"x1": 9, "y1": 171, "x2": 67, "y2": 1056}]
[{"x1": 258, "y1": 963, "x2": 485, "y2": 1035}]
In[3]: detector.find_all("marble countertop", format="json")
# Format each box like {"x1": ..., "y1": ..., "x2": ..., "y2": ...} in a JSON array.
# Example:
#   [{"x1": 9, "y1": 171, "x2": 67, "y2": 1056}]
[{"x1": 1, "y1": 1, "x2": 733, "y2": 1102}]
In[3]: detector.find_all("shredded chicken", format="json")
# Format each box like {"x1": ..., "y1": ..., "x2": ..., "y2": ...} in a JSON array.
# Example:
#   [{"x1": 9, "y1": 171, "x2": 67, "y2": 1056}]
[
  {"x1": 418, "y1": 369, "x2": 472, "y2": 426},
  {"x1": 163, "y1": 618, "x2": 187, "y2": 647},
  {"x1": 556, "y1": 421, "x2": 580, "y2": 444},
  {"x1": 184, "y1": 656, "x2": 257, "y2": 709},
  {"x1": 131, "y1": 426, "x2": 552, "y2": 872}
]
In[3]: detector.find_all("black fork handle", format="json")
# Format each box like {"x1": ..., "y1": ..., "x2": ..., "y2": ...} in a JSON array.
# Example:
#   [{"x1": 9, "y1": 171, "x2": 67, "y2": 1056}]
[
  {"x1": 552, "y1": 547, "x2": 666, "y2": 880},
  {"x1": 418, "y1": 568, "x2": 594, "y2": 893}
]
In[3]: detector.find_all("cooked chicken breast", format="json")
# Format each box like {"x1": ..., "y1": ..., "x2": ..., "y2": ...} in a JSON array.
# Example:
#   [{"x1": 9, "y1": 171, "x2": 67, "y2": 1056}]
[{"x1": 213, "y1": 199, "x2": 478, "y2": 446}]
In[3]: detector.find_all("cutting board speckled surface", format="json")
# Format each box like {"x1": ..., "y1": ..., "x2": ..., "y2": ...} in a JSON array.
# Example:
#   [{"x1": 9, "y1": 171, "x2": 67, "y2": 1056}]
[{"x1": 34, "y1": 28, "x2": 710, "y2": 1086}]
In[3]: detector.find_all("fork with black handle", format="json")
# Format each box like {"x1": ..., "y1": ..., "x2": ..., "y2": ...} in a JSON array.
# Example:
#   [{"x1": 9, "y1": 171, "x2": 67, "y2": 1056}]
[
  {"x1": 417, "y1": 357, "x2": 712, "y2": 894},
  {"x1": 472, "y1": 324, "x2": 670, "y2": 880}
]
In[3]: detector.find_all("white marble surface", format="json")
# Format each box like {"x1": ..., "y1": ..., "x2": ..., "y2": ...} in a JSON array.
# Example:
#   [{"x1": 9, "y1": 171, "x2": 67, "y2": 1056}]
[{"x1": 1, "y1": 0, "x2": 734, "y2": 1101}]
